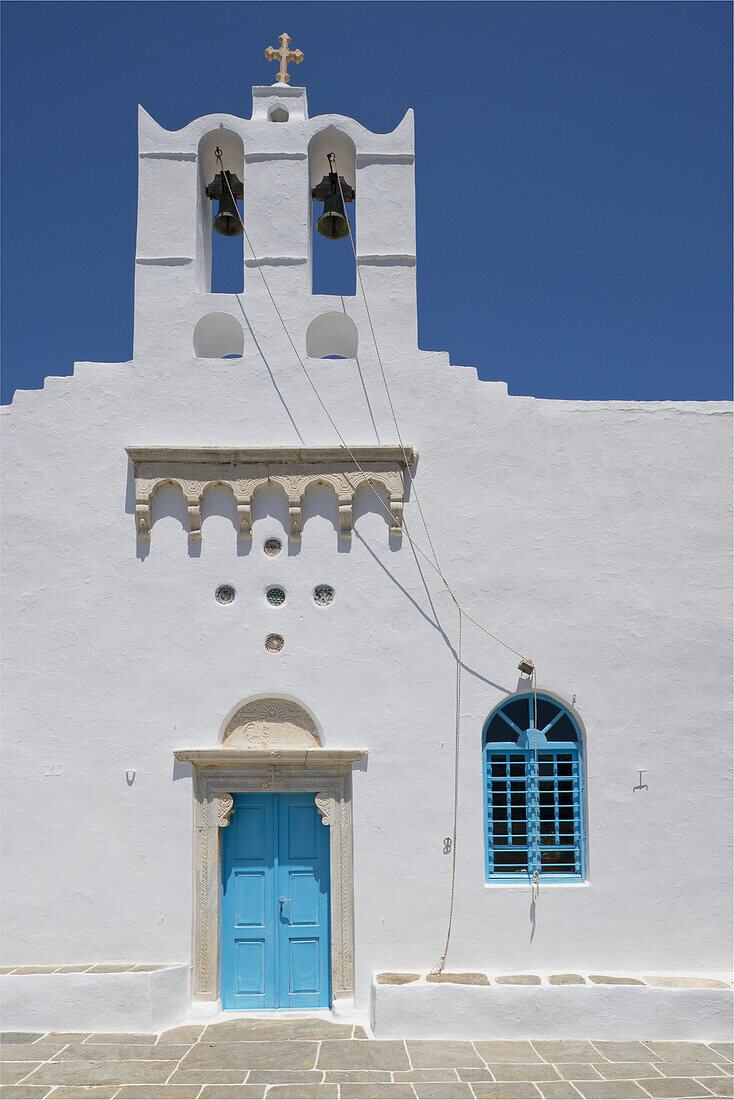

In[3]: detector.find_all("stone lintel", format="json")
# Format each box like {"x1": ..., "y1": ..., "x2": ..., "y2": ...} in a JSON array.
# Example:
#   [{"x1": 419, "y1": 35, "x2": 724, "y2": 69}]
[
  {"x1": 174, "y1": 748, "x2": 367, "y2": 766},
  {"x1": 126, "y1": 446, "x2": 416, "y2": 466}
]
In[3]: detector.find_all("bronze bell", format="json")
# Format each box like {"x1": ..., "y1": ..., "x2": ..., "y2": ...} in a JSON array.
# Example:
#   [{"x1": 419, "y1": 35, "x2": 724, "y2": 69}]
[
  {"x1": 205, "y1": 168, "x2": 244, "y2": 237},
  {"x1": 312, "y1": 169, "x2": 355, "y2": 240}
]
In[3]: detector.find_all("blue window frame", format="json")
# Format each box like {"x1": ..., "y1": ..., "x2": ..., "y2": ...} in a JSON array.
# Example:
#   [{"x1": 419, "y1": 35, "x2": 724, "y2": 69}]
[{"x1": 483, "y1": 694, "x2": 586, "y2": 883}]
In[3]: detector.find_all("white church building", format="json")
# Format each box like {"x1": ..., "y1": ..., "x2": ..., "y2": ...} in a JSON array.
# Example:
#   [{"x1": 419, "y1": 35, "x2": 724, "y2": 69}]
[{"x1": 1, "y1": 63, "x2": 732, "y2": 1039}]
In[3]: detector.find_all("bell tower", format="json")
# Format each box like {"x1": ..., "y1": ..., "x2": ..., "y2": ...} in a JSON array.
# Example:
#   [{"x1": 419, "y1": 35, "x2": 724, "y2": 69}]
[{"x1": 133, "y1": 59, "x2": 417, "y2": 368}]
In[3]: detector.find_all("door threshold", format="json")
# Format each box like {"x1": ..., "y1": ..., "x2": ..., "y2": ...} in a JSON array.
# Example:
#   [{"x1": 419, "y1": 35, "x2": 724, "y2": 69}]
[{"x1": 183, "y1": 998, "x2": 363, "y2": 1027}]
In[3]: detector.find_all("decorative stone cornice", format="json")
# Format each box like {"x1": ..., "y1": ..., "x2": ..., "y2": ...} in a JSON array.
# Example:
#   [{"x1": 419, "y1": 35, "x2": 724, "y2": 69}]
[{"x1": 126, "y1": 446, "x2": 416, "y2": 544}]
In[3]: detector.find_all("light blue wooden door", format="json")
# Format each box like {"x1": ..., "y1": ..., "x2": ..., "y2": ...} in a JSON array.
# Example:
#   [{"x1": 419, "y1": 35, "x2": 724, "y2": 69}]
[{"x1": 221, "y1": 792, "x2": 330, "y2": 1009}]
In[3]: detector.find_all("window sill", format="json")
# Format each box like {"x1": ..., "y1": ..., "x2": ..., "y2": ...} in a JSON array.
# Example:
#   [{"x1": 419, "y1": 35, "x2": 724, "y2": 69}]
[{"x1": 485, "y1": 877, "x2": 588, "y2": 887}]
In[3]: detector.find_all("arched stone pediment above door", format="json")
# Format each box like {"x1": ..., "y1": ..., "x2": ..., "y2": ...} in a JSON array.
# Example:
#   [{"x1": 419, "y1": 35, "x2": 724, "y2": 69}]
[{"x1": 222, "y1": 697, "x2": 321, "y2": 749}]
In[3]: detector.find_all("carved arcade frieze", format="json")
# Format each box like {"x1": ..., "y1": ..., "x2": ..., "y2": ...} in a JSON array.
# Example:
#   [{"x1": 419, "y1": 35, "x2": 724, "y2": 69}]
[{"x1": 126, "y1": 446, "x2": 416, "y2": 544}]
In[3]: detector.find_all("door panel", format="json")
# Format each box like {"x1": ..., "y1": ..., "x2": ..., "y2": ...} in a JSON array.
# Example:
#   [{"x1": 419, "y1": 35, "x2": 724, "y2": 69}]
[
  {"x1": 221, "y1": 792, "x2": 330, "y2": 1009},
  {"x1": 221, "y1": 794, "x2": 276, "y2": 1010},
  {"x1": 234, "y1": 939, "x2": 266, "y2": 996},
  {"x1": 289, "y1": 938, "x2": 321, "y2": 994},
  {"x1": 277, "y1": 794, "x2": 331, "y2": 1007}
]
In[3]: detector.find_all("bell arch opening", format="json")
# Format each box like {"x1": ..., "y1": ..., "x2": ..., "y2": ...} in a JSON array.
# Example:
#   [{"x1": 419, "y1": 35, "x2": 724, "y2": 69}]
[
  {"x1": 308, "y1": 128, "x2": 356, "y2": 296},
  {"x1": 221, "y1": 695, "x2": 322, "y2": 748},
  {"x1": 306, "y1": 312, "x2": 358, "y2": 359},
  {"x1": 268, "y1": 106, "x2": 289, "y2": 122},
  {"x1": 198, "y1": 128, "x2": 244, "y2": 294}
]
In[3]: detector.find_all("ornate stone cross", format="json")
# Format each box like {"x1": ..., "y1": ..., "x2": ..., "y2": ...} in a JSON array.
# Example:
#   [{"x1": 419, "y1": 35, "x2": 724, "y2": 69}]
[{"x1": 265, "y1": 32, "x2": 304, "y2": 85}]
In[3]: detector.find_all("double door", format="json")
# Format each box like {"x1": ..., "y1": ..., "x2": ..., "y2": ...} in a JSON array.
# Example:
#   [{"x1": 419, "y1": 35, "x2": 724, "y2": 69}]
[{"x1": 221, "y1": 792, "x2": 331, "y2": 1009}]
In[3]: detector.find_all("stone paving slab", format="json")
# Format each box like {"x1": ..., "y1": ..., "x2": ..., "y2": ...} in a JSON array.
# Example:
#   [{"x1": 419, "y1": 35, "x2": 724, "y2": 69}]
[
  {"x1": 22, "y1": 1060, "x2": 180, "y2": 1086},
  {"x1": 635, "y1": 1079, "x2": 717, "y2": 1097},
  {"x1": 198, "y1": 1088, "x2": 267, "y2": 1099},
  {"x1": 696, "y1": 1080, "x2": 734, "y2": 1098},
  {"x1": 0, "y1": 1088, "x2": 53, "y2": 1100},
  {"x1": 49, "y1": 1089, "x2": 124, "y2": 1098},
  {"x1": 82, "y1": 1034, "x2": 157, "y2": 1045},
  {"x1": 590, "y1": 1062, "x2": 663, "y2": 1079},
  {"x1": 324, "y1": 1069, "x2": 393, "y2": 1081},
  {"x1": 589, "y1": 1041, "x2": 659, "y2": 1062},
  {"x1": 711, "y1": 1046, "x2": 734, "y2": 1063},
  {"x1": 169, "y1": 1069, "x2": 247, "y2": 1085},
  {"x1": 471, "y1": 1084, "x2": 542, "y2": 1098},
  {"x1": 488, "y1": 1064, "x2": 562, "y2": 1081},
  {"x1": 317, "y1": 1040, "x2": 411, "y2": 1071},
  {"x1": 394, "y1": 1069, "x2": 462, "y2": 1081},
  {"x1": 647, "y1": 1045, "x2": 721, "y2": 1063},
  {"x1": 553, "y1": 1064, "x2": 604, "y2": 1080},
  {"x1": 114, "y1": 1088, "x2": 202, "y2": 1098},
  {"x1": 265, "y1": 1087, "x2": 338, "y2": 1099},
  {"x1": 246, "y1": 1070, "x2": 323, "y2": 1084},
  {"x1": 473, "y1": 1042, "x2": 543, "y2": 1064},
  {"x1": 51, "y1": 1088, "x2": 120, "y2": 1097},
  {"x1": 0, "y1": 1036, "x2": 44, "y2": 1045},
  {"x1": 0, "y1": 1043, "x2": 66, "y2": 1060},
  {"x1": 180, "y1": 1041, "x2": 318, "y2": 1070},
  {"x1": 569, "y1": 1082, "x2": 650, "y2": 1099},
  {"x1": 339, "y1": 1086, "x2": 416, "y2": 1099},
  {"x1": 198, "y1": 1089, "x2": 267, "y2": 1099},
  {"x1": 406, "y1": 1042, "x2": 483, "y2": 1068},
  {"x1": 534, "y1": 1042, "x2": 600, "y2": 1063},
  {"x1": 657, "y1": 1064, "x2": 729, "y2": 1077},
  {"x1": 55, "y1": 1042, "x2": 191, "y2": 1061},
  {"x1": 537, "y1": 1084, "x2": 584, "y2": 1099},
  {"x1": 156, "y1": 1026, "x2": 206, "y2": 1045},
  {"x1": 0, "y1": 1065, "x2": 42, "y2": 1086},
  {"x1": 413, "y1": 1084, "x2": 473, "y2": 1099}
]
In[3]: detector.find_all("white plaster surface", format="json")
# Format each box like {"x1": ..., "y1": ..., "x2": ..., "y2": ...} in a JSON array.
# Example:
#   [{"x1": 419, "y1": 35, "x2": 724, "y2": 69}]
[
  {"x1": 0, "y1": 967, "x2": 190, "y2": 1033},
  {"x1": 370, "y1": 978, "x2": 734, "y2": 1041},
  {"x1": 1, "y1": 86, "x2": 731, "y2": 1035}
]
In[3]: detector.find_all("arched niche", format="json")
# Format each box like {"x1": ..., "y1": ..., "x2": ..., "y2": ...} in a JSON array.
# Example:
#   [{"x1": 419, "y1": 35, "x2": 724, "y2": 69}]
[
  {"x1": 268, "y1": 106, "x2": 289, "y2": 122},
  {"x1": 194, "y1": 313, "x2": 244, "y2": 358},
  {"x1": 197, "y1": 128, "x2": 245, "y2": 293},
  {"x1": 222, "y1": 696, "x2": 322, "y2": 749},
  {"x1": 306, "y1": 312, "x2": 358, "y2": 359}
]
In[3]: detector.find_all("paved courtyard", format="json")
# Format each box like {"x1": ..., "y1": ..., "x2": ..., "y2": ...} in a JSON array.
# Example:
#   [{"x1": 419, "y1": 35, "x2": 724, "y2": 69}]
[{"x1": 1, "y1": 1021, "x2": 732, "y2": 1100}]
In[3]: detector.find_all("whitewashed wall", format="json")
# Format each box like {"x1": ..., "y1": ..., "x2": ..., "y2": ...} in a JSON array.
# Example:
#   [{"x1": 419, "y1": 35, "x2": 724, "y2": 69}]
[{"x1": 1, "y1": 87, "x2": 731, "y2": 1024}]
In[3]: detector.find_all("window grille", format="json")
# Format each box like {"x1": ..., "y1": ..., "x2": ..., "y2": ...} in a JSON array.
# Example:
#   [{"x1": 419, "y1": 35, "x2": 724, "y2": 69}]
[{"x1": 483, "y1": 695, "x2": 585, "y2": 882}]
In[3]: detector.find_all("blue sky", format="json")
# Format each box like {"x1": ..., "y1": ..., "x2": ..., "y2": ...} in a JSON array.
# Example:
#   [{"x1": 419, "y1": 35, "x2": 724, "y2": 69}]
[{"x1": 1, "y1": 1, "x2": 731, "y2": 404}]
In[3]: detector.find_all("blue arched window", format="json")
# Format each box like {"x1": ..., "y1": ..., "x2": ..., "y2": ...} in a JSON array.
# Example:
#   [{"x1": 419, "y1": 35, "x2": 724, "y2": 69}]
[{"x1": 483, "y1": 694, "x2": 586, "y2": 883}]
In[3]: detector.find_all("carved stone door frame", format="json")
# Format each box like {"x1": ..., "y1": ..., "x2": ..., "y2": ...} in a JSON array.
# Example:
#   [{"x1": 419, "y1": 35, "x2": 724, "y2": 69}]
[{"x1": 174, "y1": 749, "x2": 366, "y2": 1003}]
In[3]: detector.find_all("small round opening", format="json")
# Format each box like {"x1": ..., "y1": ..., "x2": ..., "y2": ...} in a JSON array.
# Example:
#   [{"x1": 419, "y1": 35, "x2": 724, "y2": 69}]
[
  {"x1": 263, "y1": 537, "x2": 283, "y2": 557},
  {"x1": 269, "y1": 107, "x2": 289, "y2": 123},
  {"x1": 266, "y1": 586, "x2": 286, "y2": 607},
  {"x1": 216, "y1": 584, "x2": 236, "y2": 604},
  {"x1": 265, "y1": 633, "x2": 285, "y2": 652}
]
